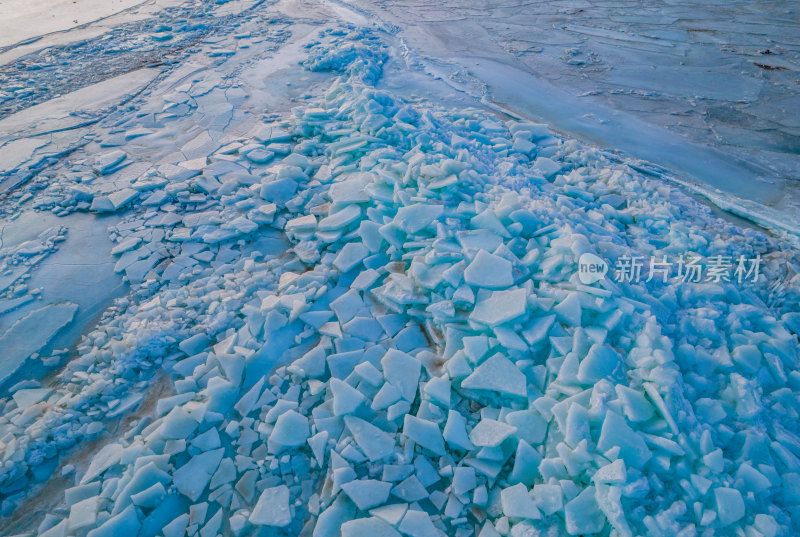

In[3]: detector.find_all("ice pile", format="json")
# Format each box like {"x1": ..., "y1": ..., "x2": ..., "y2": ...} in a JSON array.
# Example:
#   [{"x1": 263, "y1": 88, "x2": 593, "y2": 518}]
[{"x1": 1, "y1": 25, "x2": 800, "y2": 537}]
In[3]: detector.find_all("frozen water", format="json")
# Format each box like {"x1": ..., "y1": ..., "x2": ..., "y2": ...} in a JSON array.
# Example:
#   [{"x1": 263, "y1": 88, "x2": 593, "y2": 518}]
[
  {"x1": 0, "y1": 302, "x2": 78, "y2": 384},
  {"x1": 461, "y1": 353, "x2": 527, "y2": 398},
  {"x1": 0, "y1": 4, "x2": 798, "y2": 537},
  {"x1": 250, "y1": 485, "x2": 292, "y2": 527}
]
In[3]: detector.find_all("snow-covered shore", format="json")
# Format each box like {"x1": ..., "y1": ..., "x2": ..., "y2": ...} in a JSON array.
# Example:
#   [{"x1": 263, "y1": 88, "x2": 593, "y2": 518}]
[{"x1": 0, "y1": 1, "x2": 799, "y2": 537}]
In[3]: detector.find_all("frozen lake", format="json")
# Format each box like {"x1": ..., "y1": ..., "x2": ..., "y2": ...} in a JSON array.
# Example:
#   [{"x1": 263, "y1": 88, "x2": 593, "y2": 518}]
[{"x1": 0, "y1": 1, "x2": 798, "y2": 536}]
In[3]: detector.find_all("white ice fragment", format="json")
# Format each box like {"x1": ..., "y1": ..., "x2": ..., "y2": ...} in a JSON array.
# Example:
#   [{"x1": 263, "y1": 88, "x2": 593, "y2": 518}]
[
  {"x1": 469, "y1": 288, "x2": 527, "y2": 327},
  {"x1": 642, "y1": 383, "x2": 679, "y2": 434},
  {"x1": 564, "y1": 486, "x2": 604, "y2": 535},
  {"x1": 313, "y1": 495, "x2": 356, "y2": 537},
  {"x1": 163, "y1": 514, "x2": 189, "y2": 537},
  {"x1": 532, "y1": 157, "x2": 561, "y2": 179},
  {"x1": 392, "y1": 475, "x2": 428, "y2": 502},
  {"x1": 500, "y1": 483, "x2": 541, "y2": 519},
  {"x1": 403, "y1": 415, "x2": 446, "y2": 456},
  {"x1": 319, "y1": 205, "x2": 362, "y2": 231},
  {"x1": 597, "y1": 411, "x2": 651, "y2": 469},
  {"x1": 173, "y1": 448, "x2": 224, "y2": 502},
  {"x1": 532, "y1": 484, "x2": 562, "y2": 516},
  {"x1": 594, "y1": 484, "x2": 630, "y2": 537},
  {"x1": 261, "y1": 177, "x2": 298, "y2": 204},
  {"x1": 463, "y1": 249, "x2": 513, "y2": 289},
  {"x1": 614, "y1": 385, "x2": 654, "y2": 422},
  {"x1": 130, "y1": 482, "x2": 166, "y2": 509},
  {"x1": 191, "y1": 428, "x2": 221, "y2": 451},
  {"x1": 285, "y1": 214, "x2": 317, "y2": 232},
  {"x1": 471, "y1": 208, "x2": 510, "y2": 239},
  {"x1": 250, "y1": 485, "x2": 292, "y2": 527},
  {"x1": 329, "y1": 174, "x2": 371, "y2": 203},
  {"x1": 443, "y1": 410, "x2": 474, "y2": 451},
  {"x1": 289, "y1": 345, "x2": 327, "y2": 378},
  {"x1": 245, "y1": 148, "x2": 275, "y2": 163},
  {"x1": 493, "y1": 326, "x2": 527, "y2": 352},
  {"x1": 65, "y1": 483, "x2": 100, "y2": 507},
  {"x1": 452, "y1": 467, "x2": 476, "y2": 496},
  {"x1": 395, "y1": 204, "x2": 443, "y2": 234},
  {"x1": 462, "y1": 353, "x2": 527, "y2": 398},
  {"x1": 354, "y1": 361, "x2": 383, "y2": 386},
  {"x1": 577, "y1": 344, "x2": 622, "y2": 384},
  {"x1": 110, "y1": 237, "x2": 142, "y2": 255},
  {"x1": 522, "y1": 315, "x2": 555, "y2": 346},
  {"x1": 504, "y1": 409, "x2": 547, "y2": 446},
  {"x1": 341, "y1": 479, "x2": 392, "y2": 510},
  {"x1": 250, "y1": 125, "x2": 293, "y2": 144},
  {"x1": 457, "y1": 229, "x2": 504, "y2": 254},
  {"x1": 230, "y1": 216, "x2": 258, "y2": 235},
  {"x1": 308, "y1": 431, "x2": 329, "y2": 467},
  {"x1": 423, "y1": 377, "x2": 451, "y2": 408},
  {"x1": 234, "y1": 378, "x2": 266, "y2": 417},
  {"x1": 81, "y1": 443, "x2": 123, "y2": 484},
  {"x1": 732, "y1": 344, "x2": 761, "y2": 373},
  {"x1": 330, "y1": 378, "x2": 366, "y2": 415},
  {"x1": 478, "y1": 521, "x2": 501, "y2": 537},
  {"x1": 86, "y1": 505, "x2": 139, "y2": 537},
  {"x1": 736, "y1": 463, "x2": 771, "y2": 493},
  {"x1": 334, "y1": 242, "x2": 369, "y2": 273},
  {"x1": 13, "y1": 388, "x2": 52, "y2": 409},
  {"x1": 462, "y1": 336, "x2": 489, "y2": 363},
  {"x1": 328, "y1": 350, "x2": 366, "y2": 379},
  {"x1": 94, "y1": 150, "x2": 127, "y2": 174},
  {"x1": 299, "y1": 311, "x2": 334, "y2": 330},
  {"x1": 714, "y1": 487, "x2": 744, "y2": 526},
  {"x1": 210, "y1": 458, "x2": 236, "y2": 489},
  {"x1": 159, "y1": 406, "x2": 198, "y2": 440},
  {"x1": 469, "y1": 419, "x2": 517, "y2": 448},
  {"x1": 344, "y1": 416, "x2": 396, "y2": 462},
  {"x1": 351, "y1": 268, "x2": 381, "y2": 291},
  {"x1": 342, "y1": 517, "x2": 401, "y2": 537},
  {"x1": 387, "y1": 400, "x2": 411, "y2": 422},
  {"x1": 179, "y1": 334, "x2": 211, "y2": 356},
  {"x1": 319, "y1": 321, "x2": 342, "y2": 338},
  {"x1": 370, "y1": 503, "x2": 408, "y2": 525},
  {"x1": 331, "y1": 289, "x2": 368, "y2": 324},
  {"x1": 755, "y1": 514, "x2": 778, "y2": 537},
  {"x1": 553, "y1": 293, "x2": 582, "y2": 327},
  {"x1": 398, "y1": 510, "x2": 440, "y2": 537},
  {"x1": 592, "y1": 459, "x2": 626, "y2": 484},
  {"x1": 269, "y1": 409, "x2": 310, "y2": 453},
  {"x1": 107, "y1": 188, "x2": 138, "y2": 210},
  {"x1": 68, "y1": 496, "x2": 99, "y2": 531},
  {"x1": 381, "y1": 349, "x2": 421, "y2": 402},
  {"x1": 564, "y1": 403, "x2": 590, "y2": 447},
  {"x1": 509, "y1": 440, "x2": 542, "y2": 486}
]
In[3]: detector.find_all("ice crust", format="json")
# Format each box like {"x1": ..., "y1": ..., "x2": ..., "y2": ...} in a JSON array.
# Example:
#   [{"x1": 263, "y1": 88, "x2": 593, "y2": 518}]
[{"x1": 0, "y1": 21, "x2": 799, "y2": 537}]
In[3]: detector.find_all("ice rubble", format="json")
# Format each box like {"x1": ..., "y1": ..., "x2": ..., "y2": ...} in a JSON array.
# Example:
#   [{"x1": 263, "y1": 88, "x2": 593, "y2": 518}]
[{"x1": 0, "y1": 25, "x2": 799, "y2": 537}]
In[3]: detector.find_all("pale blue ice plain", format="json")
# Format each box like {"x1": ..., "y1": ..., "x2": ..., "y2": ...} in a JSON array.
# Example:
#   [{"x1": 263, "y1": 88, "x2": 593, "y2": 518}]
[{"x1": 0, "y1": 1, "x2": 799, "y2": 537}]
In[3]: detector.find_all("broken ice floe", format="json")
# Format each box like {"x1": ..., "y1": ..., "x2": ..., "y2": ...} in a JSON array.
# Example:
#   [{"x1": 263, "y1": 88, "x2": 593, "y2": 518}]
[{"x1": 0, "y1": 24, "x2": 799, "y2": 537}]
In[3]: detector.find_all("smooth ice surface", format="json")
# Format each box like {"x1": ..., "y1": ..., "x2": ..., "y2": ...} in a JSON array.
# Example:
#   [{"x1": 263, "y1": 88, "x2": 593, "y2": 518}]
[
  {"x1": 0, "y1": 302, "x2": 77, "y2": 384},
  {"x1": 340, "y1": 0, "x2": 800, "y2": 226},
  {"x1": 0, "y1": 0, "x2": 146, "y2": 48}
]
